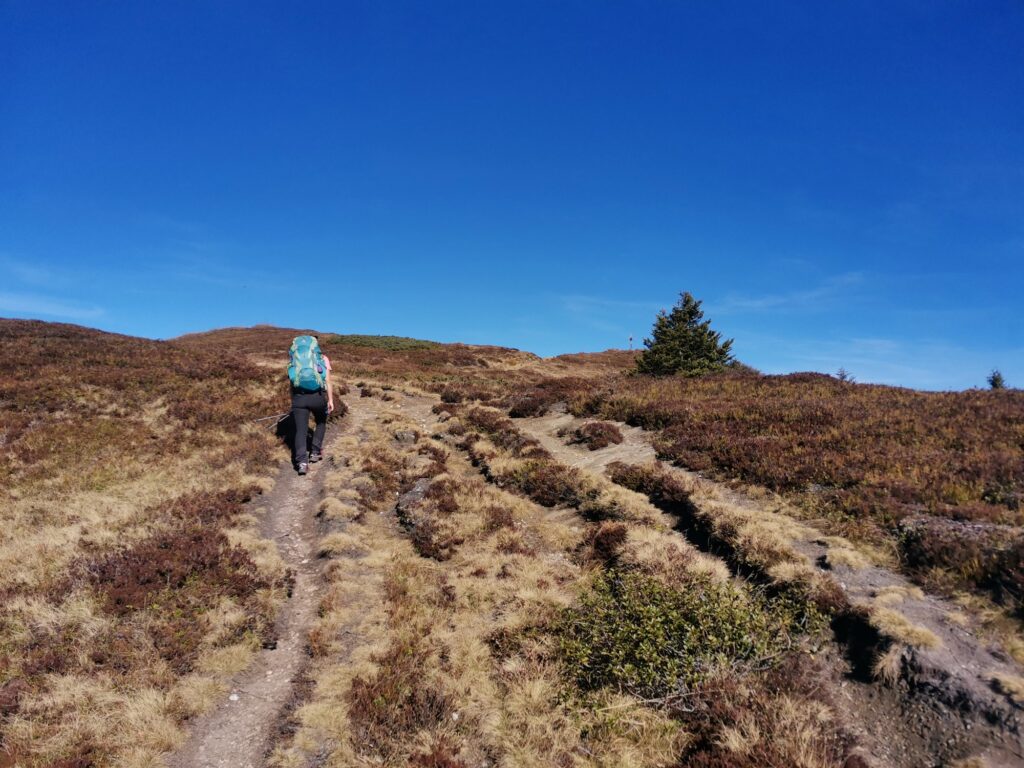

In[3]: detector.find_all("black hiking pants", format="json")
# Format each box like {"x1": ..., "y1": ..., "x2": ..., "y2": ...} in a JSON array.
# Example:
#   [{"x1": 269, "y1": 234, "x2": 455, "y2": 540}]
[{"x1": 291, "y1": 390, "x2": 327, "y2": 466}]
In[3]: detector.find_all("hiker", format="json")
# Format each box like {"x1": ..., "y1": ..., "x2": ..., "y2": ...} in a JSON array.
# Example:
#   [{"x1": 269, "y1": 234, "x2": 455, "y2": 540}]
[{"x1": 288, "y1": 334, "x2": 334, "y2": 475}]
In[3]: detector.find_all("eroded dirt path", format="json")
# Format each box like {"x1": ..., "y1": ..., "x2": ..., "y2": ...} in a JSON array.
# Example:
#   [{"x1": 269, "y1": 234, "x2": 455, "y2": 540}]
[
  {"x1": 518, "y1": 409, "x2": 1024, "y2": 768},
  {"x1": 165, "y1": 395, "x2": 439, "y2": 768},
  {"x1": 166, "y1": 426, "x2": 343, "y2": 768}
]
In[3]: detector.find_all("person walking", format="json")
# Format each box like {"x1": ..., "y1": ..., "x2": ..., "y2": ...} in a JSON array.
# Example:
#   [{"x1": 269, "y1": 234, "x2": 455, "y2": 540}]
[{"x1": 288, "y1": 334, "x2": 335, "y2": 475}]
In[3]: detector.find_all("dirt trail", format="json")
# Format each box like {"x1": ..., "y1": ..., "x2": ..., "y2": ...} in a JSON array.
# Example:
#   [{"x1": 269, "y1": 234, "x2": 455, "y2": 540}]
[
  {"x1": 518, "y1": 410, "x2": 1024, "y2": 768},
  {"x1": 165, "y1": 395, "x2": 438, "y2": 768},
  {"x1": 166, "y1": 417, "x2": 354, "y2": 768}
]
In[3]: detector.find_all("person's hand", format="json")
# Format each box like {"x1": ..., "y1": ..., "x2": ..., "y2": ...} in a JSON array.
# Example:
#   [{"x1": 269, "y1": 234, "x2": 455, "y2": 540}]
[{"x1": 328, "y1": 400, "x2": 335, "y2": 414}]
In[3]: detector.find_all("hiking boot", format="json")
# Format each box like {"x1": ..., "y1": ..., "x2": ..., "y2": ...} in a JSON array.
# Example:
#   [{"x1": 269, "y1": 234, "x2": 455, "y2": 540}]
[
  {"x1": 309, "y1": 451, "x2": 323, "y2": 463},
  {"x1": 297, "y1": 462, "x2": 308, "y2": 476}
]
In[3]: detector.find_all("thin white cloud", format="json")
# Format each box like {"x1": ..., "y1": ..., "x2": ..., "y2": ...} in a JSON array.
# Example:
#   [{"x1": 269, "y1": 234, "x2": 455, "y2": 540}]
[
  {"x1": 714, "y1": 272, "x2": 865, "y2": 314},
  {"x1": 558, "y1": 295, "x2": 662, "y2": 313},
  {"x1": 555, "y1": 294, "x2": 662, "y2": 337},
  {"x1": 0, "y1": 255, "x2": 53, "y2": 287},
  {"x1": 0, "y1": 291, "x2": 104, "y2": 320}
]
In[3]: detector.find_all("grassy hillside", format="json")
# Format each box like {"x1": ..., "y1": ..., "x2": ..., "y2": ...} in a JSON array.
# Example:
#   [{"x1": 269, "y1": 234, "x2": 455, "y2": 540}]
[
  {"x1": 567, "y1": 373, "x2": 1024, "y2": 613},
  {"x1": 176, "y1": 325, "x2": 542, "y2": 379},
  {"x1": 436, "y1": 365, "x2": 1024, "y2": 618},
  {"x1": 0, "y1": 320, "x2": 290, "y2": 766},
  {"x1": 3, "y1": 321, "x2": 1022, "y2": 766},
  {"x1": 178, "y1": 324, "x2": 1024, "y2": 615}
]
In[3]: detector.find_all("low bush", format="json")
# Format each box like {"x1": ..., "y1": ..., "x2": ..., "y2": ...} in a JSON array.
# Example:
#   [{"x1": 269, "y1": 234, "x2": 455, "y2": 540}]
[
  {"x1": 558, "y1": 570, "x2": 805, "y2": 698},
  {"x1": 396, "y1": 477, "x2": 464, "y2": 561},
  {"x1": 607, "y1": 461, "x2": 694, "y2": 512},
  {"x1": 347, "y1": 635, "x2": 453, "y2": 759},
  {"x1": 580, "y1": 521, "x2": 629, "y2": 565},
  {"x1": 559, "y1": 421, "x2": 624, "y2": 451},
  {"x1": 676, "y1": 654, "x2": 847, "y2": 768},
  {"x1": 463, "y1": 407, "x2": 549, "y2": 458},
  {"x1": 498, "y1": 459, "x2": 597, "y2": 509},
  {"x1": 505, "y1": 377, "x2": 589, "y2": 417},
  {"x1": 899, "y1": 516, "x2": 1024, "y2": 616}
]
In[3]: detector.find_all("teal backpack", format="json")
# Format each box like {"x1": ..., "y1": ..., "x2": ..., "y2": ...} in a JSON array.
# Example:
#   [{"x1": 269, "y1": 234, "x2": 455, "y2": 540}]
[{"x1": 288, "y1": 335, "x2": 327, "y2": 392}]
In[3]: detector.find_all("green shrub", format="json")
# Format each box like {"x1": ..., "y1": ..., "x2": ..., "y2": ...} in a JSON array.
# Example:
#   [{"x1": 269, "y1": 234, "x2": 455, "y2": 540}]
[{"x1": 558, "y1": 570, "x2": 812, "y2": 698}]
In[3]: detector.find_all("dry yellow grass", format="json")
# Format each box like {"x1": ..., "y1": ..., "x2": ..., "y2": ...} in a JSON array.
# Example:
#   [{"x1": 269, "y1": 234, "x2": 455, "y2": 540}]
[
  {"x1": 318, "y1": 531, "x2": 370, "y2": 557},
  {"x1": 945, "y1": 610, "x2": 970, "y2": 627},
  {"x1": 950, "y1": 759, "x2": 988, "y2": 768},
  {"x1": 872, "y1": 644, "x2": 907, "y2": 685},
  {"x1": 869, "y1": 607, "x2": 942, "y2": 650},
  {"x1": 824, "y1": 545, "x2": 869, "y2": 570},
  {"x1": 716, "y1": 695, "x2": 836, "y2": 768},
  {"x1": 872, "y1": 585, "x2": 926, "y2": 606},
  {"x1": 990, "y1": 672, "x2": 1024, "y2": 706},
  {"x1": 318, "y1": 496, "x2": 360, "y2": 521}
]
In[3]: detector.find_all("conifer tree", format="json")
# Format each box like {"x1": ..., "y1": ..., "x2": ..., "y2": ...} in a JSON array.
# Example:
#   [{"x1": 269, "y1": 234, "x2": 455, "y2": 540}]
[{"x1": 636, "y1": 292, "x2": 734, "y2": 376}]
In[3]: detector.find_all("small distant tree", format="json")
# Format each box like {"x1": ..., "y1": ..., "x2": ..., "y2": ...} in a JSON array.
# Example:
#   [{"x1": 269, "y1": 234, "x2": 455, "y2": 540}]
[
  {"x1": 636, "y1": 292, "x2": 734, "y2": 376},
  {"x1": 988, "y1": 369, "x2": 1006, "y2": 390},
  {"x1": 836, "y1": 367, "x2": 855, "y2": 383}
]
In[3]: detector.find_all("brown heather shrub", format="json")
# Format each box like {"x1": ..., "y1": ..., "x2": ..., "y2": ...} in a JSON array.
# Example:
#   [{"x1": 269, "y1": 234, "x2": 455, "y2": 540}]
[
  {"x1": 505, "y1": 376, "x2": 589, "y2": 417},
  {"x1": 484, "y1": 505, "x2": 515, "y2": 531},
  {"x1": 408, "y1": 737, "x2": 468, "y2": 768},
  {"x1": 397, "y1": 478, "x2": 464, "y2": 561},
  {"x1": 499, "y1": 459, "x2": 597, "y2": 509},
  {"x1": 607, "y1": 461, "x2": 695, "y2": 513},
  {"x1": 75, "y1": 493, "x2": 280, "y2": 674},
  {"x1": 409, "y1": 516, "x2": 462, "y2": 562},
  {"x1": 463, "y1": 407, "x2": 550, "y2": 458},
  {"x1": 358, "y1": 445, "x2": 406, "y2": 508},
  {"x1": 418, "y1": 442, "x2": 449, "y2": 475},
  {"x1": 577, "y1": 372, "x2": 1024, "y2": 537},
  {"x1": 676, "y1": 654, "x2": 847, "y2": 768},
  {"x1": 0, "y1": 679, "x2": 28, "y2": 717},
  {"x1": 438, "y1": 383, "x2": 497, "y2": 404},
  {"x1": 330, "y1": 399, "x2": 349, "y2": 419},
  {"x1": 559, "y1": 421, "x2": 624, "y2": 451},
  {"x1": 899, "y1": 516, "x2": 1024, "y2": 616},
  {"x1": 581, "y1": 522, "x2": 629, "y2": 565},
  {"x1": 347, "y1": 635, "x2": 453, "y2": 759}
]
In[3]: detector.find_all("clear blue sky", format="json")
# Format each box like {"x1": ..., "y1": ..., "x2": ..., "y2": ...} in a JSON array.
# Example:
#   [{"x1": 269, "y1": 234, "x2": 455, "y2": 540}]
[{"x1": 2, "y1": 2, "x2": 1021, "y2": 390}]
